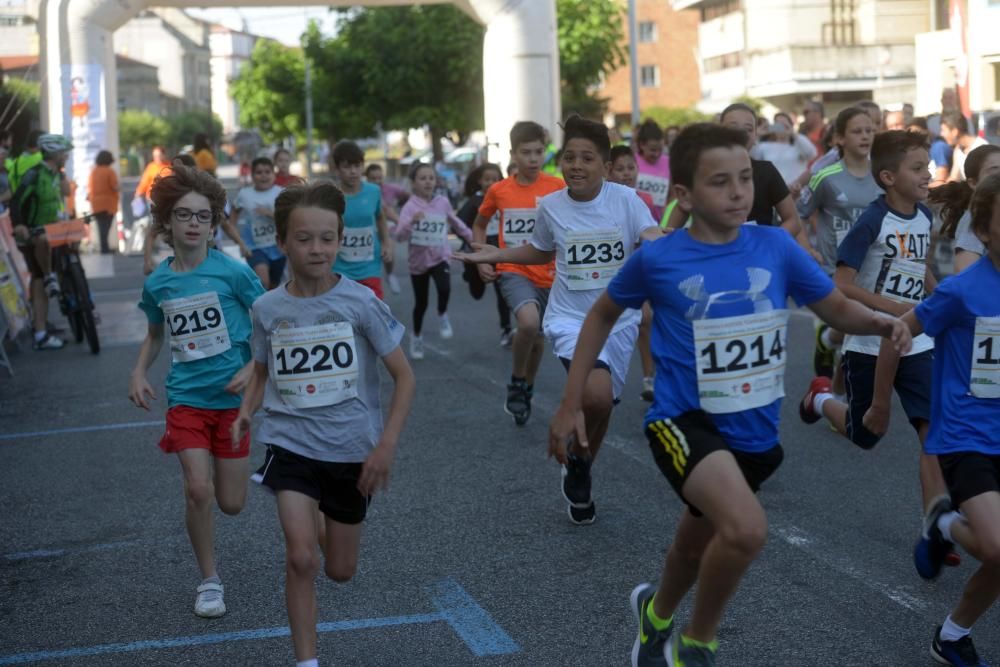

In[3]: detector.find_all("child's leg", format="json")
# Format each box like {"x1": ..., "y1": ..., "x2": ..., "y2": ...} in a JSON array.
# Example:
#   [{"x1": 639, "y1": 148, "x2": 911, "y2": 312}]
[
  {"x1": 569, "y1": 368, "x2": 614, "y2": 461},
  {"x1": 915, "y1": 421, "x2": 948, "y2": 512},
  {"x1": 638, "y1": 303, "x2": 655, "y2": 379},
  {"x1": 652, "y1": 508, "x2": 716, "y2": 622},
  {"x1": 410, "y1": 271, "x2": 432, "y2": 336},
  {"x1": 945, "y1": 492, "x2": 1000, "y2": 627},
  {"x1": 277, "y1": 490, "x2": 323, "y2": 663},
  {"x1": 321, "y1": 517, "x2": 364, "y2": 583},
  {"x1": 431, "y1": 263, "x2": 451, "y2": 316},
  {"x1": 493, "y1": 282, "x2": 511, "y2": 331},
  {"x1": 511, "y1": 302, "x2": 541, "y2": 379},
  {"x1": 213, "y1": 456, "x2": 249, "y2": 516},
  {"x1": 525, "y1": 330, "x2": 546, "y2": 385},
  {"x1": 177, "y1": 449, "x2": 219, "y2": 579}
]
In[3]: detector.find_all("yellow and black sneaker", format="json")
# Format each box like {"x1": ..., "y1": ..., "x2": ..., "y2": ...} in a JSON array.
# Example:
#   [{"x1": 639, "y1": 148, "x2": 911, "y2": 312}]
[
  {"x1": 630, "y1": 583, "x2": 672, "y2": 667},
  {"x1": 813, "y1": 324, "x2": 836, "y2": 377}
]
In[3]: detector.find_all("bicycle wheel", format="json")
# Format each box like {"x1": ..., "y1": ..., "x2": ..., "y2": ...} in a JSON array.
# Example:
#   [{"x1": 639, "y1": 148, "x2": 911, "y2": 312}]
[{"x1": 68, "y1": 260, "x2": 100, "y2": 354}]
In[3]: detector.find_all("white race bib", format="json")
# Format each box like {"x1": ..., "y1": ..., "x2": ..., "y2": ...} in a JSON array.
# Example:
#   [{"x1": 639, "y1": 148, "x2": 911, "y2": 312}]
[
  {"x1": 251, "y1": 217, "x2": 277, "y2": 248},
  {"x1": 502, "y1": 208, "x2": 536, "y2": 247},
  {"x1": 636, "y1": 174, "x2": 669, "y2": 207},
  {"x1": 879, "y1": 258, "x2": 926, "y2": 304},
  {"x1": 485, "y1": 212, "x2": 500, "y2": 236},
  {"x1": 271, "y1": 322, "x2": 359, "y2": 409},
  {"x1": 564, "y1": 228, "x2": 626, "y2": 291},
  {"x1": 161, "y1": 292, "x2": 231, "y2": 363},
  {"x1": 971, "y1": 316, "x2": 1000, "y2": 399},
  {"x1": 693, "y1": 310, "x2": 788, "y2": 414},
  {"x1": 340, "y1": 226, "x2": 375, "y2": 262},
  {"x1": 410, "y1": 213, "x2": 449, "y2": 247}
]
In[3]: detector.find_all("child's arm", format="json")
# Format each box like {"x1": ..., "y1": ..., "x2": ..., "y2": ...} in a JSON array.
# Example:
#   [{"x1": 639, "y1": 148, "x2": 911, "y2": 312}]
[
  {"x1": 142, "y1": 226, "x2": 158, "y2": 275},
  {"x1": 222, "y1": 208, "x2": 251, "y2": 257},
  {"x1": 924, "y1": 261, "x2": 939, "y2": 296},
  {"x1": 807, "y1": 287, "x2": 912, "y2": 352},
  {"x1": 861, "y1": 311, "x2": 923, "y2": 435},
  {"x1": 377, "y1": 210, "x2": 393, "y2": 263},
  {"x1": 471, "y1": 213, "x2": 491, "y2": 243},
  {"x1": 231, "y1": 361, "x2": 269, "y2": 446},
  {"x1": 224, "y1": 360, "x2": 256, "y2": 395},
  {"x1": 128, "y1": 322, "x2": 165, "y2": 410},
  {"x1": 834, "y1": 265, "x2": 912, "y2": 317},
  {"x1": 448, "y1": 209, "x2": 473, "y2": 243},
  {"x1": 358, "y1": 347, "x2": 415, "y2": 495},
  {"x1": 393, "y1": 203, "x2": 416, "y2": 242},
  {"x1": 456, "y1": 242, "x2": 553, "y2": 267},
  {"x1": 639, "y1": 226, "x2": 664, "y2": 243}
]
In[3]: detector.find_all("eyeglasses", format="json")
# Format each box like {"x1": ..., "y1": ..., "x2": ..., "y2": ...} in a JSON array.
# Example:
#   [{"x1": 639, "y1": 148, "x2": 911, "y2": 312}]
[{"x1": 172, "y1": 208, "x2": 214, "y2": 224}]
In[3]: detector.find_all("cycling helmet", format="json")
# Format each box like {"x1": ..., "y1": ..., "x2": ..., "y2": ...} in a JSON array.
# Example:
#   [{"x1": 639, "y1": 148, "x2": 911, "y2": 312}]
[{"x1": 38, "y1": 133, "x2": 73, "y2": 156}]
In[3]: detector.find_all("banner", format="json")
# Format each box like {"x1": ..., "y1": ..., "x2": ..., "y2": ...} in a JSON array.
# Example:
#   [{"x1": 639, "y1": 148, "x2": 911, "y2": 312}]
[
  {"x1": 62, "y1": 64, "x2": 107, "y2": 208},
  {"x1": 0, "y1": 210, "x2": 31, "y2": 338}
]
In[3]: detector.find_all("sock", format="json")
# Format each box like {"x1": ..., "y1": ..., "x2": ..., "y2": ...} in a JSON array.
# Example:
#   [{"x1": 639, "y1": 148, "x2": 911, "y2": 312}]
[
  {"x1": 511, "y1": 375, "x2": 525, "y2": 386},
  {"x1": 525, "y1": 384, "x2": 533, "y2": 397},
  {"x1": 202, "y1": 575, "x2": 221, "y2": 585},
  {"x1": 34, "y1": 330, "x2": 47, "y2": 342},
  {"x1": 812, "y1": 392, "x2": 834, "y2": 415},
  {"x1": 296, "y1": 659, "x2": 319, "y2": 667},
  {"x1": 832, "y1": 392, "x2": 847, "y2": 403},
  {"x1": 937, "y1": 511, "x2": 961, "y2": 542},
  {"x1": 939, "y1": 615, "x2": 970, "y2": 642},
  {"x1": 681, "y1": 635, "x2": 719, "y2": 651},
  {"x1": 645, "y1": 594, "x2": 672, "y2": 631},
  {"x1": 643, "y1": 376, "x2": 654, "y2": 383},
  {"x1": 820, "y1": 327, "x2": 837, "y2": 349}
]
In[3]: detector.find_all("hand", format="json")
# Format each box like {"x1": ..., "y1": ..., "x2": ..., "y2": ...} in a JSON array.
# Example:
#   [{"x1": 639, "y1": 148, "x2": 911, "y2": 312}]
[
  {"x1": 225, "y1": 364, "x2": 253, "y2": 394},
  {"x1": 884, "y1": 316, "x2": 913, "y2": 355},
  {"x1": 862, "y1": 403, "x2": 890, "y2": 436},
  {"x1": 412, "y1": 211, "x2": 424, "y2": 222},
  {"x1": 548, "y1": 404, "x2": 587, "y2": 464},
  {"x1": 13, "y1": 224, "x2": 28, "y2": 242},
  {"x1": 143, "y1": 255, "x2": 156, "y2": 275},
  {"x1": 239, "y1": 244, "x2": 252, "y2": 259},
  {"x1": 455, "y1": 242, "x2": 502, "y2": 266},
  {"x1": 788, "y1": 181, "x2": 803, "y2": 197},
  {"x1": 128, "y1": 373, "x2": 157, "y2": 410},
  {"x1": 381, "y1": 238, "x2": 394, "y2": 263},
  {"x1": 358, "y1": 442, "x2": 396, "y2": 495},
  {"x1": 231, "y1": 412, "x2": 252, "y2": 448},
  {"x1": 476, "y1": 263, "x2": 497, "y2": 283}
]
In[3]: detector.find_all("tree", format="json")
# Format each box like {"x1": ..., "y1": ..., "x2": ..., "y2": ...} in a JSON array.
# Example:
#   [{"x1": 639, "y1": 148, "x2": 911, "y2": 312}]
[
  {"x1": 118, "y1": 109, "x2": 170, "y2": 152},
  {"x1": 557, "y1": 0, "x2": 627, "y2": 119},
  {"x1": 231, "y1": 39, "x2": 306, "y2": 144},
  {"x1": 640, "y1": 106, "x2": 712, "y2": 131},
  {"x1": 0, "y1": 79, "x2": 40, "y2": 151},
  {"x1": 166, "y1": 110, "x2": 223, "y2": 150}
]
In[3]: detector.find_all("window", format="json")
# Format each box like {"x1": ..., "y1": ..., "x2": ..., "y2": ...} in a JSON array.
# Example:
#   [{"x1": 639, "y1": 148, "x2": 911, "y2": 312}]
[
  {"x1": 640, "y1": 65, "x2": 660, "y2": 88},
  {"x1": 700, "y1": 0, "x2": 740, "y2": 22},
  {"x1": 703, "y1": 52, "x2": 742, "y2": 73},
  {"x1": 638, "y1": 21, "x2": 657, "y2": 43},
  {"x1": 823, "y1": 0, "x2": 856, "y2": 46}
]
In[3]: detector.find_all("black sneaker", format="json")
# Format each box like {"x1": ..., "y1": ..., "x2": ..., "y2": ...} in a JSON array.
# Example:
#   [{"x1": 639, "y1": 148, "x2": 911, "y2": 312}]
[
  {"x1": 567, "y1": 501, "x2": 596, "y2": 525},
  {"x1": 931, "y1": 626, "x2": 986, "y2": 666},
  {"x1": 504, "y1": 381, "x2": 530, "y2": 426},
  {"x1": 915, "y1": 497, "x2": 955, "y2": 580},
  {"x1": 562, "y1": 453, "x2": 592, "y2": 507}
]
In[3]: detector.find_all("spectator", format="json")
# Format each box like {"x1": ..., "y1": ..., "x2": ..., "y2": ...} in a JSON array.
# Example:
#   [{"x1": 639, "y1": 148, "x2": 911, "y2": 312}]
[
  {"x1": 941, "y1": 112, "x2": 988, "y2": 182},
  {"x1": 191, "y1": 133, "x2": 217, "y2": 177},
  {"x1": 752, "y1": 117, "x2": 817, "y2": 190},
  {"x1": 273, "y1": 148, "x2": 300, "y2": 187},
  {"x1": 910, "y1": 116, "x2": 953, "y2": 185},
  {"x1": 800, "y1": 99, "x2": 826, "y2": 155},
  {"x1": 884, "y1": 109, "x2": 906, "y2": 131},
  {"x1": 87, "y1": 150, "x2": 119, "y2": 254},
  {"x1": 9, "y1": 130, "x2": 42, "y2": 193},
  {"x1": 134, "y1": 145, "x2": 169, "y2": 208}
]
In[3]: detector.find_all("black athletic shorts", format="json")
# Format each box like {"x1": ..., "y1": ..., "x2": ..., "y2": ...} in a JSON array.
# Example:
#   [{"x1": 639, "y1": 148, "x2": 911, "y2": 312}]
[
  {"x1": 253, "y1": 444, "x2": 370, "y2": 524},
  {"x1": 645, "y1": 409, "x2": 784, "y2": 517},
  {"x1": 939, "y1": 452, "x2": 1000, "y2": 508},
  {"x1": 843, "y1": 350, "x2": 932, "y2": 450}
]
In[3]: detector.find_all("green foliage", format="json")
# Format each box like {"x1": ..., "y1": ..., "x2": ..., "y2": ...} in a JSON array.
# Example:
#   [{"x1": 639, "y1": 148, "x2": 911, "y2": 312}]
[
  {"x1": 557, "y1": 0, "x2": 627, "y2": 119},
  {"x1": 231, "y1": 39, "x2": 306, "y2": 144},
  {"x1": 4, "y1": 78, "x2": 38, "y2": 105},
  {"x1": 0, "y1": 79, "x2": 40, "y2": 141},
  {"x1": 165, "y1": 109, "x2": 223, "y2": 150},
  {"x1": 640, "y1": 106, "x2": 712, "y2": 131},
  {"x1": 118, "y1": 109, "x2": 170, "y2": 152}
]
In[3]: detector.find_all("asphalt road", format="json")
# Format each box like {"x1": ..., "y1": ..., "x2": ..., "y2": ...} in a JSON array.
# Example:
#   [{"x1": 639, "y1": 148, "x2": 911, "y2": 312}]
[{"x1": 0, "y1": 245, "x2": 996, "y2": 666}]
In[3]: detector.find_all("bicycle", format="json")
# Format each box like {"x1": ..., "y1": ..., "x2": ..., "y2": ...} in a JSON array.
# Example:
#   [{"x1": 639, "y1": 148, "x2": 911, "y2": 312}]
[{"x1": 37, "y1": 214, "x2": 100, "y2": 354}]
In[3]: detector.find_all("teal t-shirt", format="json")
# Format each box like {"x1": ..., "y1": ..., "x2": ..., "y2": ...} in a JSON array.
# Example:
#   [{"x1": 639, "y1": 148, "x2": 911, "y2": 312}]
[
  {"x1": 139, "y1": 249, "x2": 265, "y2": 409},
  {"x1": 333, "y1": 181, "x2": 383, "y2": 281}
]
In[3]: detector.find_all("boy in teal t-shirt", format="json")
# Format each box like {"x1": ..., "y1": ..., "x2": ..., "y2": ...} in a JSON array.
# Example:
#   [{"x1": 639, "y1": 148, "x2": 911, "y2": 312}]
[{"x1": 128, "y1": 165, "x2": 264, "y2": 621}]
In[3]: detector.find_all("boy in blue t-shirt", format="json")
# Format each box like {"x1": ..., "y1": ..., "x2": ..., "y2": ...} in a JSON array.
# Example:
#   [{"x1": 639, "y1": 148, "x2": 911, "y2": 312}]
[
  {"x1": 222, "y1": 156, "x2": 285, "y2": 289},
  {"x1": 548, "y1": 124, "x2": 912, "y2": 667},
  {"x1": 331, "y1": 140, "x2": 392, "y2": 299},
  {"x1": 872, "y1": 175, "x2": 1000, "y2": 667},
  {"x1": 128, "y1": 166, "x2": 265, "y2": 619}
]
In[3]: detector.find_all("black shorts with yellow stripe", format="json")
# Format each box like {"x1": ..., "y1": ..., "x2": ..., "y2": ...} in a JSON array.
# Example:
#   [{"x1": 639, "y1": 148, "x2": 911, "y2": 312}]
[{"x1": 645, "y1": 410, "x2": 784, "y2": 517}]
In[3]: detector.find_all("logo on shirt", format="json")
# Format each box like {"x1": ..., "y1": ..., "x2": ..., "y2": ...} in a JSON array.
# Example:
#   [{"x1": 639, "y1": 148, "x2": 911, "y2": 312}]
[
  {"x1": 884, "y1": 231, "x2": 930, "y2": 259},
  {"x1": 679, "y1": 268, "x2": 773, "y2": 321}
]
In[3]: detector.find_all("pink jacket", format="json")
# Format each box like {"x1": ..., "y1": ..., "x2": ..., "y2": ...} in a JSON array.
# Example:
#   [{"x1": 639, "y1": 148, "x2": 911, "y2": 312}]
[{"x1": 393, "y1": 194, "x2": 473, "y2": 275}]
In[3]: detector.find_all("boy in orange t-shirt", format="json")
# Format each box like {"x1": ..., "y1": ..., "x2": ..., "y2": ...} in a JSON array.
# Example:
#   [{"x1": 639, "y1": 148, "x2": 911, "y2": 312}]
[{"x1": 472, "y1": 121, "x2": 564, "y2": 425}]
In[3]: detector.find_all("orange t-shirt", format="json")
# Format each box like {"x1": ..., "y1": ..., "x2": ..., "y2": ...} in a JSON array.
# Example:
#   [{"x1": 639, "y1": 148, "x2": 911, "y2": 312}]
[
  {"x1": 478, "y1": 173, "x2": 564, "y2": 287},
  {"x1": 135, "y1": 159, "x2": 170, "y2": 199},
  {"x1": 87, "y1": 165, "x2": 119, "y2": 215}
]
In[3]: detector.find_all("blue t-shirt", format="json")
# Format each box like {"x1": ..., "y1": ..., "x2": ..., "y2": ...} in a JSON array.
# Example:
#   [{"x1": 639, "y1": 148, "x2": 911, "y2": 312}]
[
  {"x1": 608, "y1": 225, "x2": 834, "y2": 452},
  {"x1": 333, "y1": 181, "x2": 383, "y2": 281},
  {"x1": 139, "y1": 249, "x2": 265, "y2": 409},
  {"x1": 916, "y1": 256, "x2": 1000, "y2": 456},
  {"x1": 929, "y1": 137, "x2": 952, "y2": 175}
]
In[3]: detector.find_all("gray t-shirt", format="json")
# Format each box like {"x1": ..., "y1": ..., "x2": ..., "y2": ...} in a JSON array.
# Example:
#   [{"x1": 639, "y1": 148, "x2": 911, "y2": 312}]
[
  {"x1": 954, "y1": 210, "x2": 985, "y2": 256},
  {"x1": 797, "y1": 160, "x2": 882, "y2": 274},
  {"x1": 251, "y1": 278, "x2": 405, "y2": 462}
]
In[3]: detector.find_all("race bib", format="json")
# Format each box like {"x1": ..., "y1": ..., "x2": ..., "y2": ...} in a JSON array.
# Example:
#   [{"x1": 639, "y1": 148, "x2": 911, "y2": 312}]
[
  {"x1": 485, "y1": 212, "x2": 500, "y2": 237},
  {"x1": 161, "y1": 292, "x2": 231, "y2": 363},
  {"x1": 878, "y1": 258, "x2": 926, "y2": 304},
  {"x1": 971, "y1": 316, "x2": 1000, "y2": 399},
  {"x1": 410, "y1": 213, "x2": 449, "y2": 247},
  {"x1": 636, "y1": 174, "x2": 669, "y2": 207},
  {"x1": 251, "y1": 217, "x2": 276, "y2": 248},
  {"x1": 693, "y1": 310, "x2": 788, "y2": 414},
  {"x1": 271, "y1": 322, "x2": 359, "y2": 409},
  {"x1": 564, "y1": 228, "x2": 626, "y2": 290},
  {"x1": 502, "y1": 208, "x2": 536, "y2": 248},
  {"x1": 340, "y1": 226, "x2": 375, "y2": 262}
]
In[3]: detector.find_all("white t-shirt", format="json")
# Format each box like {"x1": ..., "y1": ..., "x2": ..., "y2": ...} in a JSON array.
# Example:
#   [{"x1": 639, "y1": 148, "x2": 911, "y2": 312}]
[
  {"x1": 950, "y1": 137, "x2": 989, "y2": 182},
  {"x1": 234, "y1": 185, "x2": 282, "y2": 252},
  {"x1": 531, "y1": 181, "x2": 656, "y2": 334},
  {"x1": 954, "y1": 210, "x2": 985, "y2": 256}
]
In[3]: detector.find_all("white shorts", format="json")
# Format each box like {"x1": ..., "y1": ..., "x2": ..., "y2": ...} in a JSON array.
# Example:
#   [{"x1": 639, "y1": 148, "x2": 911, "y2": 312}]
[{"x1": 546, "y1": 319, "x2": 638, "y2": 401}]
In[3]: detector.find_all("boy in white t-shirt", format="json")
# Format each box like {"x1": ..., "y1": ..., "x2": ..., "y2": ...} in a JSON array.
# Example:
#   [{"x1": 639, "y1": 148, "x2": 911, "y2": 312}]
[{"x1": 222, "y1": 157, "x2": 285, "y2": 289}]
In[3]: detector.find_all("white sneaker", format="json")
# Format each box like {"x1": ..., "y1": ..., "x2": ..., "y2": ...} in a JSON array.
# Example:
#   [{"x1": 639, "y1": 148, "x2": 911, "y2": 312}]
[
  {"x1": 410, "y1": 335, "x2": 425, "y2": 360},
  {"x1": 387, "y1": 273, "x2": 401, "y2": 294},
  {"x1": 194, "y1": 581, "x2": 226, "y2": 618},
  {"x1": 641, "y1": 376, "x2": 654, "y2": 402},
  {"x1": 439, "y1": 314, "x2": 453, "y2": 339},
  {"x1": 43, "y1": 273, "x2": 61, "y2": 297}
]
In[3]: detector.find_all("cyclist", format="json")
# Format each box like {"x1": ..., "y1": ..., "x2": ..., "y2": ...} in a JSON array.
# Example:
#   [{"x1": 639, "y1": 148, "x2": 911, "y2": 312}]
[{"x1": 10, "y1": 133, "x2": 73, "y2": 350}]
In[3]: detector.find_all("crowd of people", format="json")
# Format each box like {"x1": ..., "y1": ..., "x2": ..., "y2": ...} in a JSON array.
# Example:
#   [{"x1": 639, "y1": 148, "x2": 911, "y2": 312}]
[{"x1": 5, "y1": 92, "x2": 999, "y2": 667}]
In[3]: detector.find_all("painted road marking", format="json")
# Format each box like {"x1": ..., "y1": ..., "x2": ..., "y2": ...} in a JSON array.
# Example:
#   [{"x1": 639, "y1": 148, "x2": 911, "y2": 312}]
[
  {"x1": 0, "y1": 420, "x2": 163, "y2": 442},
  {"x1": 0, "y1": 577, "x2": 519, "y2": 665},
  {"x1": 4, "y1": 539, "x2": 141, "y2": 562}
]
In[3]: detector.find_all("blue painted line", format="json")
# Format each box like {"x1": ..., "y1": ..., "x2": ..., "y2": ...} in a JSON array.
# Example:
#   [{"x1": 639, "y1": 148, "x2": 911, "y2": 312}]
[
  {"x1": 429, "y1": 577, "x2": 520, "y2": 656},
  {"x1": 0, "y1": 420, "x2": 163, "y2": 442},
  {"x1": 5, "y1": 539, "x2": 141, "y2": 562}
]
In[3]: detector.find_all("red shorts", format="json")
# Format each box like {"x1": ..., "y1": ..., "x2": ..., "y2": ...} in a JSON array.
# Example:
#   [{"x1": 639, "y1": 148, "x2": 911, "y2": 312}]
[
  {"x1": 357, "y1": 276, "x2": 384, "y2": 300},
  {"x1": 159, "y1": 406, "x2": 249, "y2": 459}
]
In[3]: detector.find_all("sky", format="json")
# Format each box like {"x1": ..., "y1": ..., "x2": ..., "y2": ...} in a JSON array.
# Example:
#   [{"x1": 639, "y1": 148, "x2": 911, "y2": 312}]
[{"x1": 184, "y1": 7, "x2": 338, "y2": 46}]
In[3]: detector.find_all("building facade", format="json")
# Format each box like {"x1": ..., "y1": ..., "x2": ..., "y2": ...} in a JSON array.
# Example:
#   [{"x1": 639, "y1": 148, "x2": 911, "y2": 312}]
[{"x1": 208, "y1": 24, "x2": 258, "y2": 135}]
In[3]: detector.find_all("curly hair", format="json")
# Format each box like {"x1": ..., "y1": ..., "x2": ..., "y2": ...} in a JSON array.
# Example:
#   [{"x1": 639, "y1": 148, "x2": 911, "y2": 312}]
[{"x1": 149, "y1": 165, "x2": 227, "y2": 247}]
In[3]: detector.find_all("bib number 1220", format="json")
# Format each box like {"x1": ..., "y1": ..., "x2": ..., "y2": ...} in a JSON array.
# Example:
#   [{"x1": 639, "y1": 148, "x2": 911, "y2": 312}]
[{"x1": 275, "y1": 342, "x2": 354, "y2": 376}]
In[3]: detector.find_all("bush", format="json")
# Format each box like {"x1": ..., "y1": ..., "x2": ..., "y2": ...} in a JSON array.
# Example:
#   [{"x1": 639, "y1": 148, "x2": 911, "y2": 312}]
[{"x1": 119, "y1": 109, "x2": 170, "y2": 153}]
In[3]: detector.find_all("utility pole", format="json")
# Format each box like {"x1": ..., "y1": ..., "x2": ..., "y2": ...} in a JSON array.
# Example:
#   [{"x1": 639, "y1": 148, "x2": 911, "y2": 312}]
[
  {"x1": 628, "y1": 0, "x2": 640, "y2": 131},
  {"x1": 303, "y1": 15, "x2": 315, "y2": 178}
]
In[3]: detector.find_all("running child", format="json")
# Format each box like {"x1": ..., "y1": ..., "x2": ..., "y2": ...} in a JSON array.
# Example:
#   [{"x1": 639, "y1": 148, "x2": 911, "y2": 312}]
[
  {"x1": 365, "y1": 162, "x2": 406, "y2": 294},
  {"x1": 332, "y1": 141, "x2": 393, "y2": 299},
  {"x1": 128, "y1": 165, "x2": 265, "y2": 618},
  {"x1": 929, "y1": 144, "x2": 1000, "y2": 274},
  {"x1": 393, "y1": 162, "x2": 473, "y2": 359},
  {"x1": 223, "y1": 156, "x2": 284, "y2": 289},
  {"x1": 875, "y1": 173, "x2": 1000, "y2": 667},
  {"x1": 634, "y1": 119, "x2": 672, "y2": 222},
  {"x1": 799, "y1": 130, "x2": 951, "y2": 552},
  {"x1": 233, "y1": 180, "x2": 414, "y2": 667},
  {"x1": 273, "y1": 148, "x2": 300, "y2": 187},
  {"x1": 471, "y1": 121, "x2": 565, "y2": 426},
  {"x1": 548, "y1": 123, "x2": 912, "y2": 666}
]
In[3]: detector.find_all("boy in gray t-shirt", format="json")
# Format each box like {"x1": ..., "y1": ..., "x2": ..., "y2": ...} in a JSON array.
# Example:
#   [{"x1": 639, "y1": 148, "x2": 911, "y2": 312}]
[{"x1": 234, "y1": 181, "x2": 414, "y2": 667}]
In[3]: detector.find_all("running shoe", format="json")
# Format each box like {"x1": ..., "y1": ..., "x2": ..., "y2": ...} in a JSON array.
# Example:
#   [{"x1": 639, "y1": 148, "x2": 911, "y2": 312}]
[
  {"x1": 439, "y1": 314, "x2": 453, "y2": 339},
  {"x1": 43, "y1": 273, "x2": 61, "y2": 297},
  {"x1": 504, "y1": 380, "x2": 530, "y2": 426},
  {"x1": 931, "y1": 626, "x2": 987, "y2": 666},
  {"x1": 799, "y1": 376, "x2": 832, "y2": 425},
  {"x1": 409, "y1": 335, "x2": 425, "y2": 360},
  {"x1": 641, "y1": 376, "x2": 655, "y2": 402},
  {"x1": 630, "y1": 583, "x2": 671, "y2": 667},
  {"x1": 562, "y1": 453, "x2": 592, "y2": 507},
  {"x1": 915, "y1": 496, "x2": 955, "y2": 580},
  {"x1": 387, "y1": 273, "x2": 402, "y2": 295},
  {"x1": 665, "y1": 635, "x2": 717, "y2": 667},
  {"x1": 32, "y1": 332, "x2": 65, "y2": 351},
  {"x1": 813, "y1": 324, "x2": 835, "y2": 377},
  {"x1": 499, "y1": 328, "x2": 513, "y2": 348},
  {"x1": 567, "y1": 501, "x2": 596, "y2": 525},
  {"x1": 194, "y1": 581, "x2": 226, "y2": 618}
]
